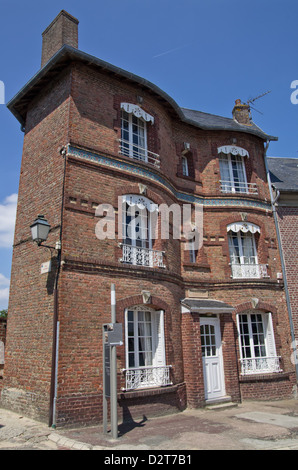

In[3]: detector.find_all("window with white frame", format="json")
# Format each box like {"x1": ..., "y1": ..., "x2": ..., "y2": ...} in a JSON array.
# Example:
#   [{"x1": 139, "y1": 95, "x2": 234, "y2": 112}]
[
  {"x1": 123, "y1": 306, "x2": 171, "y2": 390},
  {"x1": 227, "y1": 222, "x2": 268, "y2": 279},
  {"x1": 219, "y1": 152, "x2": 248, "y2": 193},
  {"x1": 121, "y1": 109, "x2": 147, "y2": 161},
  {"x1": 237, "y1": 311, "x2": 281, "y2": 375},
  {"x1": 120, "y1": 195, "x2": 165, "y2": 268},
  {"x1": 120, "y1": 103, "x2": 157, "y2": 165}
]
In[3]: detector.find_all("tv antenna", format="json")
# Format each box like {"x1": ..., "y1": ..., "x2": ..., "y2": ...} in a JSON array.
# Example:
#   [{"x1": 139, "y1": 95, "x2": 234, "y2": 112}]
[{"x1": 246, "y1": 90, "x2": 271, "y2": 115}]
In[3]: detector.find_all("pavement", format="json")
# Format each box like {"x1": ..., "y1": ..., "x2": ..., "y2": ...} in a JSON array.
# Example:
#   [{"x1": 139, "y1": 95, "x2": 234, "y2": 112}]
[{"x1": 0, "y1": 399, "x2": 298, "y2": 451}]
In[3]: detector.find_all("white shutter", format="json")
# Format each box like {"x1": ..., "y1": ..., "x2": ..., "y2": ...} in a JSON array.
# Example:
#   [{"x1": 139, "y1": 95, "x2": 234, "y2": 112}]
[
  {"x1": 153, "y1": 310, "x2": 165, "y2": 367},
  {"x1": 264, "y1": 312, "x2": 277, "y2": 357}
]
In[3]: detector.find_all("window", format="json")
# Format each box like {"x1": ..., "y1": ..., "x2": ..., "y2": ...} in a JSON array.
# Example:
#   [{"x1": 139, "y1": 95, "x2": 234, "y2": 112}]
[
  {"x1": 227, "y1": 222, "x2": 268, "y2": 278},
  {"x1": 119, "y1": 103, "x2": 160, "y2": 167},
  {"x1": 120, "y1": 195, "x2": 165, "y2": 268},
  {"x1": 123, "y1": 307, "x2": 171, "y2": 390},
  {"x1": 181, "y1": 155, "x2": 189, "y2": 176},
  {"x1": 237, "y1": 312, "x2": 281, "y2": 375},
  {"x1": 219, "y1": 152, "x2": 248, "y2": 193},
  {"x1": 121, "y1": 109, "x2": 147, "y2": 162},
  {"x1": 122, "y1": 196, "x2": 152, "y2": 250},
  {"x1": 188, "y1": 240, "x2": 197, "y2": 263}
]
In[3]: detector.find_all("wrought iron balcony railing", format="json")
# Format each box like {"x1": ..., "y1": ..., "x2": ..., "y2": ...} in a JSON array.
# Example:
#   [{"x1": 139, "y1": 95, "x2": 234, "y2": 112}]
[
  {"x1": 122, "y1": 365, "x2": 172, "y2": 391},
  {"x1": 230, "y1": 262, "x2": 269, "y2": 279},
  {"x1": 220, "y1": 180, "x2": 258, "y2": 195},
  {"x1": 120, "y1": 243, "x2": 165, "y2": 268},
  {"x1": 119, "y1": 139, "x2": 160, "y2": 168},
  {"x1": 240, "y1": 356, "x2": 282, "y2": 375}
]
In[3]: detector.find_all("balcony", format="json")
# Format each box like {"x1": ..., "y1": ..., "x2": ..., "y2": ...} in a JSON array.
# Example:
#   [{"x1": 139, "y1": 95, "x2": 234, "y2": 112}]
[
  {"x1": 120, "y1": 244, "x2": 165, "y2": 268},
  {"x1": 122, "y1": 365, "x2": 172, "y2": 391},
  {"x1": 220, "y1": 180, "x2": 258, "y2": 195},
  {"x1": 230, "y1": 260, "x2": 269, "y2": 279},
  {"x1": 119, "y1": 139, "x2": 160, "y2": 169},
  {"x1": 240, "y1": 356, "x2": 282, "y2": 375}
]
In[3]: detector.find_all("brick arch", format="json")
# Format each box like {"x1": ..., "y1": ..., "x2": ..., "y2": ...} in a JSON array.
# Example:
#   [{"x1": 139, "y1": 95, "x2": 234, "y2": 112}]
[
  {"x1": 220, "y1": 214, "x2": 269, "y2": 264},
  {"x1": 219, "y1": 213, "x2": 268, "y2": 238},
  {"x1": 234, "y1": 301, "x2": 277, "y2": 315},
  {"x1": 114, "y1": 186, "x2": 165, "y2": 207},
  {"x1": 117, "y1": 294, "x2": 170, "y2": 318}
]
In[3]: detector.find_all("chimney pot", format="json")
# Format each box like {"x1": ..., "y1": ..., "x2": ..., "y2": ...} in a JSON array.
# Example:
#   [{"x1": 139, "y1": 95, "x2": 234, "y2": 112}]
[
  {"x1": 232, "y1": 99, "x2": 251, "y2": 126},
  {"x1": 41, "y1": 10, "x2": 79, "y2": 68}
]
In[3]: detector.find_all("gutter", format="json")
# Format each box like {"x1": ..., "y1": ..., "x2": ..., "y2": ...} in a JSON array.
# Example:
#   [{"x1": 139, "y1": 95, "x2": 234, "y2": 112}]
[
  {"x1": 264, "y1": 141, "x2": 298, "y2": 384},
  {"x1": 6, "y1": 45, "x2": 277, "y2": 142}
]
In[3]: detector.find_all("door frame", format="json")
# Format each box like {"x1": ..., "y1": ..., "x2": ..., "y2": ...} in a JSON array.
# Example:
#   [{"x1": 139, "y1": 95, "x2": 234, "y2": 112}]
[{"x1": 200, "y1": 315, "x2": 226, "y2": 401}]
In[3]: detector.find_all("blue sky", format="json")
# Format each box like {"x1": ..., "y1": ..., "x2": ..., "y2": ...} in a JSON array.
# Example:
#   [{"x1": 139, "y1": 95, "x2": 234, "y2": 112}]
[{"x1": 0, "y1": 0, "x2": 297, "y2": 308}]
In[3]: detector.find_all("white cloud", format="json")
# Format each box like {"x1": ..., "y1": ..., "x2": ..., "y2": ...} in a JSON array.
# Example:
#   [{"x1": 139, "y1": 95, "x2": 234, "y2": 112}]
[
  {"x1": 0, "y1": 193, "x2": 18, "y2": 248},
  {"x1": 0, "y1": 273, "x2": 10, "y2": 309}
]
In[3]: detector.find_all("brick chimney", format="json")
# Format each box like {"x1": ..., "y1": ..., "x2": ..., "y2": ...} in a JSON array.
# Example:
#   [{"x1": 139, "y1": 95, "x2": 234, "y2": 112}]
[
  {"x1": 41, "y1": 10, "x2": 79, "y2": 68},
  {"x1": 232, "y1": 99, "x2": 251, "y2": 126}
]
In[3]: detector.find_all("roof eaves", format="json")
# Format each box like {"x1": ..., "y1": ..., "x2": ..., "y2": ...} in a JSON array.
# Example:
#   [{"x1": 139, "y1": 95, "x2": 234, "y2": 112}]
[{"x1": 6, "y1": 45, "x2": 279, "y2": 142}]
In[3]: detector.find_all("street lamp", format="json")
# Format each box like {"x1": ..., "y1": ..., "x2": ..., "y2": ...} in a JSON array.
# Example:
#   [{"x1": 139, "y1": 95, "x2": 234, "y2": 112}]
[{"x1": 30, "y1": 215, "x2": 51, "y2": 246}]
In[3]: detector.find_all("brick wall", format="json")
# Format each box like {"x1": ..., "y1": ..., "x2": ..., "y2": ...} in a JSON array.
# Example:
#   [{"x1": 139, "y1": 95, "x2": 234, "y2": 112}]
[
  {"x1": 3, "y1": 55, "x2": 296, "y2": 426},
  {"x1": 277, "y1": 206, "x2": 298, "y2": 346}
]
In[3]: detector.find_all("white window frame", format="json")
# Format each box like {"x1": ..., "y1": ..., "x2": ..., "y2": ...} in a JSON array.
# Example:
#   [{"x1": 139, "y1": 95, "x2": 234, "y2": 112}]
[
  {"x1": 237, "y1": 311, "x2": 281, "y2": 375},
  {"x1": 124, "y1": 306, "x2": 166, "y2": 371},
  {"x1": 121, "y1": 109, "x2": 148, "y2": 162},
  {"x1": 122, "y1": 196, "x2": 154, "y2": 250},
  {"x1": 219, "y1": 152, "x2": 248, "y2": 193},
  {"x1": 228, "y1": 230, "x2": 258, "y2": 266}
]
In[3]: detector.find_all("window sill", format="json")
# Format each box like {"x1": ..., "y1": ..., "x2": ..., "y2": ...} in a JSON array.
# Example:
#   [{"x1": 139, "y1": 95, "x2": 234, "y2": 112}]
[
  {"x1": 183, "y1": 262, "x2": 210, "y2": 270},
  {"x1": 239, "y1": 371, "x2": 290, "y2": 382},
  {"x1": 119, "y1": 383, "x2": 179, "y2": 400}
]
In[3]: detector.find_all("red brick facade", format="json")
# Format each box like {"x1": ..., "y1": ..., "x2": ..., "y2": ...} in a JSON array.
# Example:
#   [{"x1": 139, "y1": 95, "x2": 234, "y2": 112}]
[
  {"x1": 1, "y1": 12, "x2": 296, "y2": 427},
  {"x1": 277, "y1": 205, "x2": 298, "y2": 350}
]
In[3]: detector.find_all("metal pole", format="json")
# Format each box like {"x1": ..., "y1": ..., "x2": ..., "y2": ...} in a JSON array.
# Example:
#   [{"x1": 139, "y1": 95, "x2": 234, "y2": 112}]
[
  {"x1": 102, "y1": 326, "x2": 108, "y2": 435},
  {"x1": 110, "y1": 284, "x2": 118, "y2": 439}
]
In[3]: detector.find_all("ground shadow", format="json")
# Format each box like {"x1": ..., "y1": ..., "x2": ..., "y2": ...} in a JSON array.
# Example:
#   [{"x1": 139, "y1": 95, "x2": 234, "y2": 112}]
[{"x1": 118, "y1": 403, "x2": 147, "y2": 437}]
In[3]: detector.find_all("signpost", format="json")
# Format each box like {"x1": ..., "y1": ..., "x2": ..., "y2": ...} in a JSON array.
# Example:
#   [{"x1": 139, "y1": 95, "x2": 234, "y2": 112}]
[{"x1": 103, "y1": 284, "x2": 123, "y2": 439}]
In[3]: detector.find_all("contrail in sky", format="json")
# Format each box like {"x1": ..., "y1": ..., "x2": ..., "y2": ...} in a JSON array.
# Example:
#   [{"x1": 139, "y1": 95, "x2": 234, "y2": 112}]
[{"x1": 153, "y1": 44, "x2": 191, "y2": 59}]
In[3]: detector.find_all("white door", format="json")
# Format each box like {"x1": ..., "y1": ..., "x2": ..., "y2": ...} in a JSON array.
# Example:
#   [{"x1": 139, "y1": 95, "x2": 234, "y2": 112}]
[{"x1": 200, "y1": 317, "x2": 226, "y2": 401}]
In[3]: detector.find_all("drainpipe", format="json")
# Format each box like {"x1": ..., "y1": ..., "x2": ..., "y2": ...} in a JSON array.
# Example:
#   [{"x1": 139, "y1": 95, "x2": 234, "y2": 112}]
[
  {"x1": 49, "y1": 146, "x2": 67, "y2": 428},
  {"x1": 264, "y1": 140, "x2": 298, "y2": 384}
]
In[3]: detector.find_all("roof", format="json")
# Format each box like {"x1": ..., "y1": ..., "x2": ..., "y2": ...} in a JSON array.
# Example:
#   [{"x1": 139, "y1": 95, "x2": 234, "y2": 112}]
[
  {"x1": 7, "y1": 45, "x2": 277, "y2": 141},
  {"x1": 181, "y1": 108, "x2": 277, "y2": 141},
  {"x1": 267, "y1": 157, "x2": 298, "y2": 192},
  {"x1": 181, "y1": 298, "x2": 234, "y2": 313}
]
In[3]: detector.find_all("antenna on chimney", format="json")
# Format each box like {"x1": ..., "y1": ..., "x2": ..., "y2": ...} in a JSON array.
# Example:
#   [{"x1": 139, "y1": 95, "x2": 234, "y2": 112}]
[{"x1": 246, "y1": 90, "x2": 271, "y2": 115}]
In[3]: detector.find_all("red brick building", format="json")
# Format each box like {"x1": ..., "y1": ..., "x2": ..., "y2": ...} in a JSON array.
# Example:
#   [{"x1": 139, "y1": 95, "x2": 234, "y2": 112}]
[
  {"x1": 267, "y1": 157, "x2": 298, "y2": 362},
  {"x1": 1, "y1": 11, "x2": 296, "y2": 427}
]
